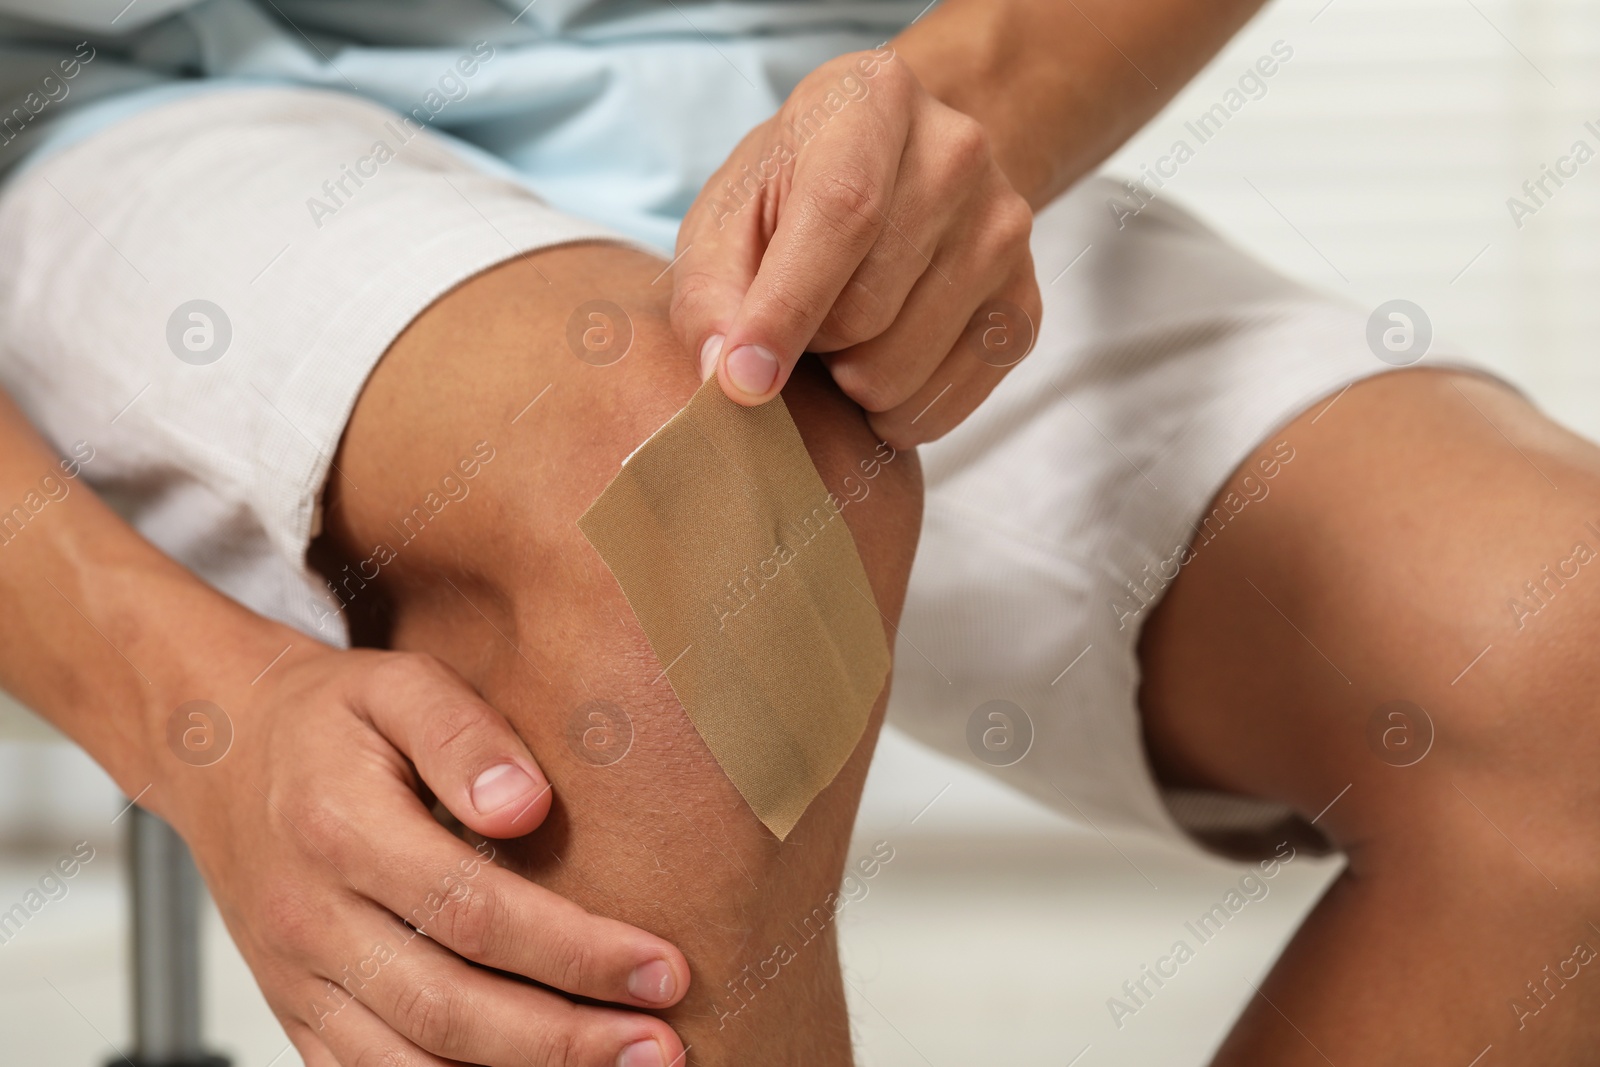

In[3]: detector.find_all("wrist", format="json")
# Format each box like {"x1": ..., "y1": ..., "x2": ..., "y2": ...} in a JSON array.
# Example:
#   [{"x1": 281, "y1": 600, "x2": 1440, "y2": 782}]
[
  {"x1": 0, "y1": 404, "x2": 325, "y2": 827},
  {"x1": 892, "y1": 0, "x2": 1056, "y2": 205},
  {"x1": 132, "y1": 594, "x2": 312, "y2": 824},
  {"x1": 74, "y1": 549, "x2": 312, "y2": 816}
]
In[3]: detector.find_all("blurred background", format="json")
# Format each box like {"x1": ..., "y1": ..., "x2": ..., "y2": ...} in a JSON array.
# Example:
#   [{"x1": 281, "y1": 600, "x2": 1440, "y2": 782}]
[{"x1": 1, "y1": 0, "x2": 1590, "y2": 1061}]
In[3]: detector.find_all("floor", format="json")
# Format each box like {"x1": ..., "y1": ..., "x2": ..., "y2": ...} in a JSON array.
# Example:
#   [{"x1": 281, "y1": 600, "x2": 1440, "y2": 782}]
[{"x1": 0, "y1": 730, "x2": 1343, "y2": 1066}]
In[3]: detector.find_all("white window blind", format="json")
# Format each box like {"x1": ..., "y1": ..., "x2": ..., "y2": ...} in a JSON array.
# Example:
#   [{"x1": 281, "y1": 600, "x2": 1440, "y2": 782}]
[{"x1": 1101, "y1": 0, "x2": 1600, "y2": 437}]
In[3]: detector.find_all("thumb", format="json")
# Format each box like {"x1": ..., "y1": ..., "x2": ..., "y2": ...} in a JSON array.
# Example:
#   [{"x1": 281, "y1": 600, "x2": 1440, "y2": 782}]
[{"x1": 359, "y1": 655, "x2": 553, "y2": 839}]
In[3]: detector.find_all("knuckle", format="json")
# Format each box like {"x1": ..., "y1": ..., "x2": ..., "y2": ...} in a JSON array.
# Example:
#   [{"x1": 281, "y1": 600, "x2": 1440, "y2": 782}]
[
  {"x1": 351, "y1": 1046, "x2": 413, "y2": 1067},
  {"x1": 435, "y1": 882, "x2": 499, "y2": 961},
  {"x1": 527, "y1": 1005, "x2": 591, "y2": 1067},
  {"x1": 942, "y1": 114, "x2": 993, "y2": 176},
  {"x1": 991, "y1": 194, "x2": 1035, "y2": 255},
  {"x1": 806, "y1": 167, "x2": 883, "y2": 244},
  {"x1": 547, "y1": 927, "x2": 600, "y2": 996},
  {"x1": 395, "y1": 977, "x2": 463, "y2": 1053},
  {"x1": 818, "y1": 281, "x2": 892, "y2": 348},
  {"x1": 291, "y1": 792, "x2": 354, "y2": 861},
  {"x1": 868, "y1": 410, "x2": 925, "y2": 452},
  {"x1": 832, "y1": 359, "x2": 908, "y2": 414},
  {"x1": 757, "y1": 281, "x2": 828, "y2": 340},
  {"x1": 873, "y1": 56, "x2": 916, "y2": 100},
  {"x1": 425, "y1": 697, "x2": 492, "y2": 757},
  {"x1": 667, "y1": 269, "x2": 721, "y2": 326},
  {"x1": 539, "y1": 1025, "x2": 584, "y2": 1067}
]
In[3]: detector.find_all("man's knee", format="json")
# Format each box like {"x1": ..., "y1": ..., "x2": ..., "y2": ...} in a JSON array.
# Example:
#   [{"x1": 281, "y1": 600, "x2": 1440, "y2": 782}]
[
  {"x1": 318, "y1": 233, "x2": 923, "y2": 870},
  {"x1": 1141, "y1": 370, "x2": 1600, "y2": 871},
  {"x1": 326, "y1": 242, "x2": 921, "y2": 607},
  {"x1": 316, "y1": 241, "x2": 923, "y2": 1061},
  {"x1": 1342, "y1": 377, "x2": 1600, "y2": 880}
]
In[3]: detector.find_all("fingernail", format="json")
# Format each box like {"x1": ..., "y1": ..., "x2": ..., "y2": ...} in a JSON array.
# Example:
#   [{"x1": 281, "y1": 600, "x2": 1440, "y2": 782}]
[
  {"x1": 471, "y1": 763, "x2": 539, "y2": 815},
  {"x1": 628, "y1": 958, "x2": 677, "y2": 1005},
  {"x1": 726, "y1": 344, "x2": 779, "y2": 396},
  {"x1": 699, "y1": 334, "x2": 724, "y2": 382},
  {"x1": 618, "y1": 1039, "x2": 665, "y2": 1067}
]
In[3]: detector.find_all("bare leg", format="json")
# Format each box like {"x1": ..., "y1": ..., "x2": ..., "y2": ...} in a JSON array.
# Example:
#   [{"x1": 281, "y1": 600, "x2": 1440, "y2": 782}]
[
  {"x1": 316, "y1": 243, "x2": 923, "y2": 1065},
  {"x1": 1141, "y1": 368, "x2": 1600, "y2": 1065}
]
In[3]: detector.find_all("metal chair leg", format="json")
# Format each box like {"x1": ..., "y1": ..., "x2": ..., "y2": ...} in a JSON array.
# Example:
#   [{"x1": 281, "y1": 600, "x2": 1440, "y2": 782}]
[{"x1": 113, "y1": 807, "x2": 231, "y2": 1067}]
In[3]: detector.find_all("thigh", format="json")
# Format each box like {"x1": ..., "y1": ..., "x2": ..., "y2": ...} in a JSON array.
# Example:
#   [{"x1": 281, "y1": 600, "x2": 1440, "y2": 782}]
[{"x1": 1139, "y1": 368, "x2": 1600, "y2": 869}]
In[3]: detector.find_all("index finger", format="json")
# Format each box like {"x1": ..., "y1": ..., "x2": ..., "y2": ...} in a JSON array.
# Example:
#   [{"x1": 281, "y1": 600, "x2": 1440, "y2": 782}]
[
  {"x1": 713, "y1": 109, "x2": 909, "y2": 404},
  {"x1": 358, "y1": 773, "x2": 691, "y2": 1010},
  {"x1": 346, "y1": 656, "x2": 690, "y2": 1007}
]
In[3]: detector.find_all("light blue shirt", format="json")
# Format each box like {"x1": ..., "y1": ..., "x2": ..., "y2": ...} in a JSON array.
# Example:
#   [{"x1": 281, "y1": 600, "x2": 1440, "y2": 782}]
[{"x1": 0, "y1": 0, "x2": 929, "y2": 250}]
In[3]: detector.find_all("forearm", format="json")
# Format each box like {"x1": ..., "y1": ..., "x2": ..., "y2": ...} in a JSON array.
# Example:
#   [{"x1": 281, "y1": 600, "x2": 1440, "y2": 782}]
[
  {"x1": 894, "y1": 0, "x2": 1268, "y2": 207},
  {"x1": 0, "y1": 388, "x2": 290, "y2": 798}
]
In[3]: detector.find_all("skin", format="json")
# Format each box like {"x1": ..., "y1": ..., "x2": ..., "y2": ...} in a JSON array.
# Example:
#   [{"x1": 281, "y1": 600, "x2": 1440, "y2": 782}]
[
  {"x1": 0, "y1": 239, "x2": 922, "y2": 1067},
  {"x1": 895, "y1": 0, "x2": 1269, "y2": 210},
  {"x1": 0, "y1": 1, "x2": 1267, "y2": 1060},
  {"x1": 679, "y1": 0, "x2": 1270, "y2": 442},
  {"x1": 1139, "y1": 369, "x2": 1600, "y2": 1064},
  {"x1": 0, "y1": 2, "x2": 1260, "y2": 1062},
  {"x1": 315, "y1": 244, "x2": 924, "y2": 1066},
  {"x1": 687, "y1": 4, "x2": 1600, "y2": 1059},
  {"x1": 672, "y1": 48, "x2": 1040, "y2": 446},
  {"x1": 24, "y1": 0, "x2": 1541, "y2": 1063},
  {"x1": 0, "y1": 393, "x2": 692, "y2": 1062}
]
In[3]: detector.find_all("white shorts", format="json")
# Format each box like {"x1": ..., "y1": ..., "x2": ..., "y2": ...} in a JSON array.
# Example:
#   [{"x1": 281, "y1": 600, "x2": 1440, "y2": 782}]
[{"x1": 0, "y1": 87, "x2": 1496, "y2": 856}]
